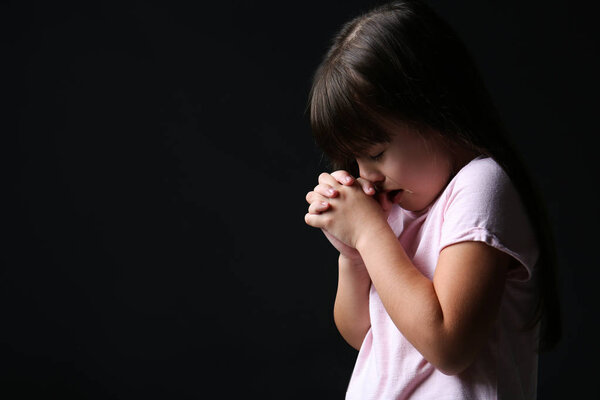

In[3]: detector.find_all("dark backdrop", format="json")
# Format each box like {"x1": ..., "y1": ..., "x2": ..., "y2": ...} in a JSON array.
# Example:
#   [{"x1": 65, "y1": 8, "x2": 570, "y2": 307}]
[{"x1": 7, "y1": 0, "x2": 598, "y2": 398}]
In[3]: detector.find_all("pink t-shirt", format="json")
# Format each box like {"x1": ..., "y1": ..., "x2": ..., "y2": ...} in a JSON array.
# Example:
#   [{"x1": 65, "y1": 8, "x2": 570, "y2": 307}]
[{"x1": 346, "y1": 157, "x2": 540, "y2": 400}]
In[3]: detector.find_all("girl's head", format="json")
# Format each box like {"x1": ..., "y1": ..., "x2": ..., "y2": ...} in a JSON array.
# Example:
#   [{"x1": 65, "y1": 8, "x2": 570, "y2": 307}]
[
  {"x1": 309, "y1": 0, "x2": 561, "y2": 350},
  {"x1": 308, "y1": 0, "x2": 507, "y2": 175}
]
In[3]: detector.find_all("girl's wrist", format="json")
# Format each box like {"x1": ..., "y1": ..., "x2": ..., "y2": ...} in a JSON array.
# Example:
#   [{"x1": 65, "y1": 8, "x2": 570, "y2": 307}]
[
  {"x1": 339, "y1": 253, "x2": 366, "y2": 270},
  {"x1": 355, "y1": 218, "x2": 393, "y2": 254},
  {"x1": 339, "y1": 255, "x2": 371, "y2": 286}
]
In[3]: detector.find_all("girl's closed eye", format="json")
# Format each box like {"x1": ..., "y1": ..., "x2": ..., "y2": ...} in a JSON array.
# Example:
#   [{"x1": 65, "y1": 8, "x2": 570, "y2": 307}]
[{"x1": 370, "y1": 151, "x2": 385, "y2": 161}]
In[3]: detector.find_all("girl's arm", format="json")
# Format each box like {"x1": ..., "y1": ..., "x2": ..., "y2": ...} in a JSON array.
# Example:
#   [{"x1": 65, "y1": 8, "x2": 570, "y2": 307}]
[
  {"x1": 306, "y1": 171, "x2": 378, "y2": 350},
  {"x1": 355, "y1": 222, "x2": 511, "y2": 375},
  {"x1": 333, "y1": 254, "x2": 372, "y2": 350}
]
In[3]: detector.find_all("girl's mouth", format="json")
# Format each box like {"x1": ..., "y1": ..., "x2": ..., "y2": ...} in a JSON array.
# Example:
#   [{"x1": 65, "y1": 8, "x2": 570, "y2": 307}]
[
  {"x1": 385, "y1": 188, "x2": 413, "y2": 204},
  {"x1": 388, "y1": 189, "x2": 404, "y2": 204}
]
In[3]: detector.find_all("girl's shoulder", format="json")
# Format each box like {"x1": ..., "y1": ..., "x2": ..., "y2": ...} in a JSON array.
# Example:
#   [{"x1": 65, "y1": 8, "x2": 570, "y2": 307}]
[
  {"x1": 441, "y1": 155, "x2": 522, "y2": 220},
  {"x1": 453, "y1": 156, "x2": 507, "y2": 188},
  {"x1": 441, "y1": 157, "x2": 538, "y2": 280},
  {"x1": 445, "y1": 155, "x2": 518, "y2": 203}
]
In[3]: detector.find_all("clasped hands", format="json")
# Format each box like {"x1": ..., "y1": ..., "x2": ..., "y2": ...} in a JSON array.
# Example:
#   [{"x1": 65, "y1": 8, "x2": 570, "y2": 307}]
[{"x1": 304, "y1": 170, "x2": 391, "y2": 260}]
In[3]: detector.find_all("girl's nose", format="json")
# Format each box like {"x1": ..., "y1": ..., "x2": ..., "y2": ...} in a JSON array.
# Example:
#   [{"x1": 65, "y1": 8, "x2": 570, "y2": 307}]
[{"x1": 357, "y1": 160, "x2": 384, "y2": 183}]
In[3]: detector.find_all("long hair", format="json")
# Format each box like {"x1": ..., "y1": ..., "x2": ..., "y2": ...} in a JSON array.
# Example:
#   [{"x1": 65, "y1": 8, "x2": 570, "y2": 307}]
[{"x1": 308, "y1": 0, "x2": 561, "y2": 350}]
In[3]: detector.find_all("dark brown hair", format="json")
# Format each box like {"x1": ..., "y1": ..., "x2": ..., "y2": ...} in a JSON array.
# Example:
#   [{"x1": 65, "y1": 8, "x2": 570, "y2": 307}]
[{"x1": 308, "y1": 0, "x2": 561, "y2": 350}]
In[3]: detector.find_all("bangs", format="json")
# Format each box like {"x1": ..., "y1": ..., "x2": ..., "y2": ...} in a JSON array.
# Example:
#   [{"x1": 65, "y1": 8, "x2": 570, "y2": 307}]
[{"x1": 309, "y1": 63, "x2": 392, "y2": 171}]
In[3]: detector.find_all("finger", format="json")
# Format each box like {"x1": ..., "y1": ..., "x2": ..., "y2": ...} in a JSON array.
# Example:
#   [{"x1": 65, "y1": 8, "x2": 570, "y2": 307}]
[
  {"x1": 318, "y1": 172, "x2": 341, "y2": 187},
  {"x1": 308, "y1": 201, "x2": 330, "y2": 214},
  {"x1": 356, "y1": 177, "x2": 376, "y2": 195},
  {"x1": 314, "y1": 183, "x2": 339, "y2": 198},
  {"x1": 306, "y1": 190, "x2": 324, "y2": 204},
  {"x1": 305, "y1": 212, "x2": 326, "y2": 228},
  {"x1": 305, "y1": 191, "x2": 329, "y2": 206},
  {"x1": 330, "y1": 170, "x2": 355, "y2": 186},
  {"x1": 374, "y1": 191, "x2": 393, "y2": 214}
]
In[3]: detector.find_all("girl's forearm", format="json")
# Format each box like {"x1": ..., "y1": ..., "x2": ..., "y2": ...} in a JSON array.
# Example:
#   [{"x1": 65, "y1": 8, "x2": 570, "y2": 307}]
[
  {"x1": 355, "y1": 224, "x2": 452, "y2": 371},
  {"x1": 333, "y1": 255, "x2": 372, "y2": 350}
]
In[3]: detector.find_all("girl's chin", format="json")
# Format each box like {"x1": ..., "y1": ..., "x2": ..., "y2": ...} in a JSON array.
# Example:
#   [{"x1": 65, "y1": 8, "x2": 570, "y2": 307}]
[{"x1": 399, "y1": 196, "x2": 435, "y2": 214}]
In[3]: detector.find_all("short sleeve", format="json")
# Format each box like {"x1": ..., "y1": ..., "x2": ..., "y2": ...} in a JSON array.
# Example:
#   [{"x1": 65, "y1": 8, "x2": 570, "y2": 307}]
[{"x1": 439, "y1": 158, "x2": 538, "y2": 281}]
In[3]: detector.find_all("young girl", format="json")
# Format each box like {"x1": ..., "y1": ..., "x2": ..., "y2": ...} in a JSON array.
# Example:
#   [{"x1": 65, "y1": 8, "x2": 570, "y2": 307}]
[{"x1": 304, "y1": 1, "x2": 561, "y2": 398}]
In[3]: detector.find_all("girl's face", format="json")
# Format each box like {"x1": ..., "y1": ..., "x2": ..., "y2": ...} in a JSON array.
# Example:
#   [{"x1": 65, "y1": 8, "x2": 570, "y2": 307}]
[{"x1": 356, "y1": 125, "x2": 460, "y2": 213}]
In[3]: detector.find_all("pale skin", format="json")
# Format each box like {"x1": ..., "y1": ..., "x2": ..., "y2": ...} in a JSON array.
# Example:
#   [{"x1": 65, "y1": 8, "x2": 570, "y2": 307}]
[{"x1": 305, "y1": 127, "x2": 515, "y2": 375}]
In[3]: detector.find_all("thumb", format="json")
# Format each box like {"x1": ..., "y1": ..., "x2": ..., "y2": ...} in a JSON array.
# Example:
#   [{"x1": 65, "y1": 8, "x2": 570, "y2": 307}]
[
  {"x1": 375, "y1": 191, "x2": 393, "y2": 216},
  {"x1": 356, "y1": 178, "x2": 376, "y2": 196}
]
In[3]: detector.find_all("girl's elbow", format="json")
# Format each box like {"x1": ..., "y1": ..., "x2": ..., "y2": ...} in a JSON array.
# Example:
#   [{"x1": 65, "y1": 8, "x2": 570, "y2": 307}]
[
  {"x1": 426, "y1": 326, "x2": 488, "y2": 375},
  {"x1": 434, "y1": 357, "x2": 474, "y2": 376},
  {"x1": 428, "y1": 344, "x2": 478, "y2": 376}
]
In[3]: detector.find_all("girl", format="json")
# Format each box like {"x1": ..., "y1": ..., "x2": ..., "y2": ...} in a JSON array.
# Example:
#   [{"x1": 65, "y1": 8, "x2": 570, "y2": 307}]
[{"x1": 304, "y1": 1, "x2": 561, "y2": 399}]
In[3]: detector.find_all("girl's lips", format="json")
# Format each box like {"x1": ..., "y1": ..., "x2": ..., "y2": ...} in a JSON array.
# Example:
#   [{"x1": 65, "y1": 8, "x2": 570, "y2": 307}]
[
  {"x1": 388, "y1": 189, "x2": 404, "y2": 204},
  {"x1": 374, "y1": 188, "x2": 412, "y2": 211}
]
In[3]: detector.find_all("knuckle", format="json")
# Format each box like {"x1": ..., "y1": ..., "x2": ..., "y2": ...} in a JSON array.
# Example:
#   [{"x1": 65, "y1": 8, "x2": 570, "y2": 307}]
[
  {"x1": 304, "y1": 213, "x2": 311, "y2": 224},
  {"x1": 316, "y1": 184, "x2": 333, "y2": 196},
  {"x1": 340, "y1": 171, "x2": 355, "y2": 184},
  {"x1": 305, "y1": 191, "x2": 314, "y2": 203}
]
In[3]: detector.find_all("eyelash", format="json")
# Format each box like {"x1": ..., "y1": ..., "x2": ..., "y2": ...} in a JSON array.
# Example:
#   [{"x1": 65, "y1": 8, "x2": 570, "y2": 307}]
[{"x1": 370, "y1": 151, "x2": 384, "y2": 161}]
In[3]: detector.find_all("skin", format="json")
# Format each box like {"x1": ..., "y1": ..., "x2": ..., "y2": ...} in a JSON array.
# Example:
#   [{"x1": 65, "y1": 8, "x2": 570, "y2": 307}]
[{"x1": 305, "y1": 127, "x2": 514, "y2": 375}]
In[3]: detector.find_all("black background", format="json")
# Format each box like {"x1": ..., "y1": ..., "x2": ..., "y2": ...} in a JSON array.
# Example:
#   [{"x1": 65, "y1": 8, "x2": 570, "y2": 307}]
[{"x1": 7, "y1": 0, "x2": 599, "y2": 398}]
